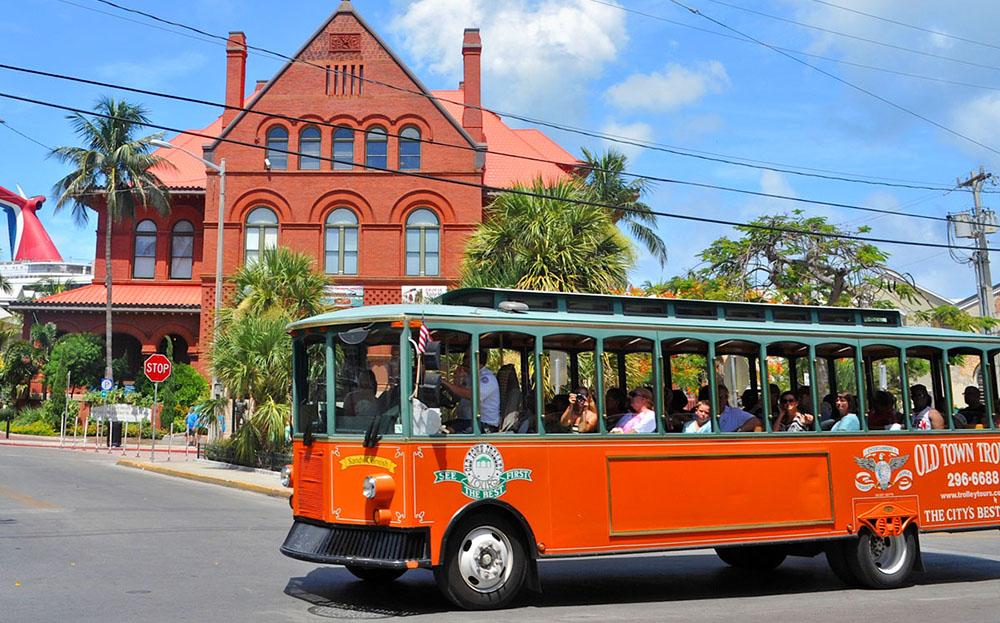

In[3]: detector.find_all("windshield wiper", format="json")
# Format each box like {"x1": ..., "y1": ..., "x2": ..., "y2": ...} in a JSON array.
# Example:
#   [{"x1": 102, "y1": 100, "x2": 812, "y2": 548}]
[{"x1": 363, "y1": 413, "x2": 383, "y2": 448}]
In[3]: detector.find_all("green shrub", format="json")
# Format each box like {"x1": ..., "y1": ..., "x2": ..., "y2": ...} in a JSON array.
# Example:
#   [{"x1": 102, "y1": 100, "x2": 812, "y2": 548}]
[
  {"x1": 12, "y1": 406, "x2": 51, "y2": 426},
  {"x1": 12, "y1": 421, "x2": 58, "y2": 436}
]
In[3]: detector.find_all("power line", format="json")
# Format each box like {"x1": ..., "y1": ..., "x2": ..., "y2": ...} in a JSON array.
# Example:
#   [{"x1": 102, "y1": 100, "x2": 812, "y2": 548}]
[
  {"x1": 1, "y1": 61, "x2": 982, "y2": 221},
  {"x1": 807, "y1": 0, "x2": 1000, "y2": 52},
  {"x1": 0, "y1": 119, "x2": 53, "y2": 151},
  {"x1": 584, "y1": 0, "x2": 1000, "y2": 93},
  {"x1": 703, "y1": 0, "x2": 1000, "y2": 73},
  {"x1": 4, "y1": 88, "x2": 995, "y2": 254},
  {"x1": 667, "y1": 0, "x2": 1000, "y2": 160},
  {"x1": 70, "y1": 0, "x2": 972, "y2": 192}
]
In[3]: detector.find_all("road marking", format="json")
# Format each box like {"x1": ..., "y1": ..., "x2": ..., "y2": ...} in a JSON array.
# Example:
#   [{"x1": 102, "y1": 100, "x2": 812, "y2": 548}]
[{"x1": 0, "y1": 484, "x2": 60, "y2": 509}]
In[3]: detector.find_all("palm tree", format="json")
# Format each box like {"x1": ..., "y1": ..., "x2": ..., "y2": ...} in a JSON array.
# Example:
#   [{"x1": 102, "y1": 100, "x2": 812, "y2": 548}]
[
  {"x1": 460, "y1": 177, "x2": 635, "y2": 293},
  {"x1": 230, "y1": 246, "x2": 329, "y2": 321},
  {"x1": 0, "y1": 273, "x2": 10, "y2": 296},
  {"x1": 49, "y1": 96, "x2": 174, "y2": 379},
  {"x1": 581, "y1": 147, "x2": 667, "y2": 267}
]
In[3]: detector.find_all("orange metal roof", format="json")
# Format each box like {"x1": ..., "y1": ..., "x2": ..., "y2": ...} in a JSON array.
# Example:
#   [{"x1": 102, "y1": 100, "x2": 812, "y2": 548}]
[
  {"x1": 432, "y1": 90, "x2": 580, "y2": 188},
  {"x1": 29, "y1": 284, "x2": 201, "y2": 308},
  {"x1": 151, "y1": 118, "x2": 224, "y2": 190}
]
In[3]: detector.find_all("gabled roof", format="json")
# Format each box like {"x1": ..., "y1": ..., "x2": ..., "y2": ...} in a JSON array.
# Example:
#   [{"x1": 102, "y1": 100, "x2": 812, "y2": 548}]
[
  {"x1": 433, "y1": 90, "x2": 580, "y2": 188},
  {"x1": 151, "y1": 117, "x2": 223, "y2": 190},
  {"x1": 9, "y1": 283, "x2": 201, "y2": 312},
  {"x1": 207, "y1": 0, "x2": 479, "y2": 153}
]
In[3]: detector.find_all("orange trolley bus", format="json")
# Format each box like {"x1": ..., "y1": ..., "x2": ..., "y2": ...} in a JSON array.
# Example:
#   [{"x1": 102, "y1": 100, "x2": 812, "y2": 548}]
[{"x1": 280, "y1": 288, "x2": 1000, "y2": 609}]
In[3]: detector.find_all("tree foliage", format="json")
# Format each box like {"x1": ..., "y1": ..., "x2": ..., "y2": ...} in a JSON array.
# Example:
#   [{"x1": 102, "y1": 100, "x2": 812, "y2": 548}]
[
  {"x1": 230, "y1": 246, "x2": 328, "y2": 321},
  {"x1": 460, "y1": 178, "x2": 635, "y2": 292},
  {"x1": 646, "y1": 211, "x2": 915, "y2": 307},
  {"x1": 49, "y1": 96, "x2": 174, "y2": 378},
  {"x1": 44, "y1": 332, "x2": 105, "y2": 414},
  {"x1": 581, "y1": 147, "x2": 667, "y2": 266}
]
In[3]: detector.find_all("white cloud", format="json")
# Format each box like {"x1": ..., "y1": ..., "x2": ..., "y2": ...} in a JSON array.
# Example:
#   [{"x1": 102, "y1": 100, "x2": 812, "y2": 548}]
[
  {"x1": 599, "y1": 120, "x2": 654, "y2": 163},
  {"x1": 97, "y1": 52, "x2": 207, "y2": 90},
  {"x1": 605, "y1": 62, "x2": 730, "y2": 113},
  {"x1": 389, "y1": 0, "x2": 627, "y2": 115},
  {"x1": 949, "y1": 93, "x2": 1000, "y2": 163}
]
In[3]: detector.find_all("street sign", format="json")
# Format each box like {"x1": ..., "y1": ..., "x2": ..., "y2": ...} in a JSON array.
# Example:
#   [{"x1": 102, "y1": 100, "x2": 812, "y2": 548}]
[
  {"x1": 100, "y1": 378, "x2": 113, "y2": 391},
  {"x1": 144, "y1": 354, "x2": 172, "y2": 383}
]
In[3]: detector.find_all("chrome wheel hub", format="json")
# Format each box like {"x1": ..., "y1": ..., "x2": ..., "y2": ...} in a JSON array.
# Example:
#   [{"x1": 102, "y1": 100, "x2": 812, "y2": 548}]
[{"x1": 458, "y1": 526, "x2": 512, "y2": 593}]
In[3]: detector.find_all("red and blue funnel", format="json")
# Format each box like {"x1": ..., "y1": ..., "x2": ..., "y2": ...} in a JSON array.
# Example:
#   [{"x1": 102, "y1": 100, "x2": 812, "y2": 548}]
[{"x1": 0, "y1": 184, "x2": 63, "y2": 262}]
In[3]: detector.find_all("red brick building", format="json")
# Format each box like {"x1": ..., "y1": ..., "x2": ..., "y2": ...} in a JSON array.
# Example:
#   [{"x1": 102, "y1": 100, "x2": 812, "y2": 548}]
[{"x1": 13, "y1": 0, "x2": 576, "y2": 379}]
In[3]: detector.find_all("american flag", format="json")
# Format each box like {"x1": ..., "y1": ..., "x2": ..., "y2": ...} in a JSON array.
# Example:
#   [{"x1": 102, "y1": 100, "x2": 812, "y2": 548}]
[{"x1": 416, "y1": 320, "x2": 431, "y2": 355}]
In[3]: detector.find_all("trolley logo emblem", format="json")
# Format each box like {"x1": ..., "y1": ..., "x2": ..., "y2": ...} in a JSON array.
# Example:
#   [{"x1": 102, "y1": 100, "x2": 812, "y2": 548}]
[
  {"x1": 433, "y1": 443, "x2": 532, "y2": 500},
  {"x1": 854, "y1": 445, "x2": 913, "y2": 492}
]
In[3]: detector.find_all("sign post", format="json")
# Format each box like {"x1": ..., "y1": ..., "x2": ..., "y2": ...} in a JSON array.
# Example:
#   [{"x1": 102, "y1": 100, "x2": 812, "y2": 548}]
[{"x1": 143, "y1": 354, "x2": 172, "y2": 462}]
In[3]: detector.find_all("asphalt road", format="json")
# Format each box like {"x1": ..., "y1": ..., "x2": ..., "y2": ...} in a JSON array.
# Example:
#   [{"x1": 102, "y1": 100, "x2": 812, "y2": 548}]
[{"x1": 3, "y1": 445, "x2": 1000, "y2": 622}]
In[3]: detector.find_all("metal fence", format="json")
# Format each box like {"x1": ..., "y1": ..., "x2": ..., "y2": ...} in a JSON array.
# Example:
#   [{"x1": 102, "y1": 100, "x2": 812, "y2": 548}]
[{"x1": 203, "y1": 442, "x2": 292, "y2": 472}]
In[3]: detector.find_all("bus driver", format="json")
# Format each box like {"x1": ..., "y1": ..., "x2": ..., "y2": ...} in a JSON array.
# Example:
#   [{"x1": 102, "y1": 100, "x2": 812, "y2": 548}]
[{"x1": 442, "y1": 350, "x2": 501, "y2": 433}]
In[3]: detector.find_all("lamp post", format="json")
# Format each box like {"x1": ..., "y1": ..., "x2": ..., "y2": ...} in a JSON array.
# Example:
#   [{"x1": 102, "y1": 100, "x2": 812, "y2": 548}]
[{"x1": 150, "y1": 139, "x2": 226, "y2": 408}]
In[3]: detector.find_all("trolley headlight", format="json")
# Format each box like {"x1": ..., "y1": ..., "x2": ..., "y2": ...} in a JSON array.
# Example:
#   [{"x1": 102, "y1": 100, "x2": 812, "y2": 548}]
[
  {"x1": 281, "y1": 464, "x2": 293, "y2": 488},
  {"x1": 363, "y1": 475, "x2": 377, "y2": 499},
  {"x1": 361, "y1": 473, "x2": 396, "y2": 504}
]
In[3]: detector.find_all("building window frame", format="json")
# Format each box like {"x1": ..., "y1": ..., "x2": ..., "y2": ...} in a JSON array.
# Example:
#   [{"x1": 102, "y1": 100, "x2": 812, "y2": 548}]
[
  {"x1": 332, "y1": 126, "x2": 354, "y2": 170},
  {"x1": 405, "y1": 208, "x2": 440, "y2": 277},
  {"x1": 399, "y1": 125, "x2": 421, "y2": 170},
  {"x1": 324, "y1": 207, "x2": 359, "y2": 275},
  {"x1": 265, "y1": 126, "x2": 289, "y2": 170},
  {"x1": 133, "y1": 219, "x2": 157, "y2": 279},
  {"x1": 245, "y1": 207, "x2": 279, "y2": 264},
  {"x1": 169, "y1": 219, "x2": 195, "y2": 279},
  {"x1": 365, "y1": 125, "x2": 387, "y2": 170},
  {"x1": 298, "y1": 126, "x2": 322, "y2": 170}
]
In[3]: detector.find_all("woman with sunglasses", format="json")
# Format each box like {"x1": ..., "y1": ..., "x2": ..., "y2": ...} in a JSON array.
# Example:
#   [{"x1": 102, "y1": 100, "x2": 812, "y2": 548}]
[
  {"x1": 560, "y1": 387, "x2": 598, "y2": 433},
  {"x1": 610, "y1": 388, "x2": 656, "y2": 434},
  {"x1": 772, "y1": 390, "x2": 814, "y2": 432}
]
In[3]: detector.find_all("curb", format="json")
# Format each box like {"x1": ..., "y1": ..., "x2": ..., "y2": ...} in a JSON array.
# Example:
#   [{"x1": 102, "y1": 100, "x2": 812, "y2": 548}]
[{"x1": 117, "y1": 459, "x2": 291, "y2": 499}]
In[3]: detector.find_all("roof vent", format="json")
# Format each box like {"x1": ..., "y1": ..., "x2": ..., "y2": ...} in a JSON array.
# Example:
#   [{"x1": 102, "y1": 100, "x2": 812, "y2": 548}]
[{"x1": 498, "y1": 301, "x2": 529, "y2": 313}]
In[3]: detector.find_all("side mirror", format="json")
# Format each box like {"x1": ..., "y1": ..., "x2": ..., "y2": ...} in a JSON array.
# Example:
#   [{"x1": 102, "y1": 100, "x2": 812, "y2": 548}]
[
  {"x1": 421, "y1": 340, "x2": 441, "y2": 371},
  {"x1": 419, "y1": 371, "x2": 442, "y2": 408}
]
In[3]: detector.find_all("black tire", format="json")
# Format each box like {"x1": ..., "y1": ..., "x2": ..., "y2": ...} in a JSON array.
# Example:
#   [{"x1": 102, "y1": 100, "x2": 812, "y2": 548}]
[
  {"x1": 824, "y1": 540, "x2": 859, "y2": 586},
  {"x1": 434, "y1": 513, "x2": 528, "y2": 610},
  {"x1": 345, "y1": 565, "x2": 406, "y2": 583},
  {"x1": 843, "y1": 528, "x2": 917, "y2": 589},
  {"x1": 715, "y1": 545, "x2": 787, "y2": 570}
]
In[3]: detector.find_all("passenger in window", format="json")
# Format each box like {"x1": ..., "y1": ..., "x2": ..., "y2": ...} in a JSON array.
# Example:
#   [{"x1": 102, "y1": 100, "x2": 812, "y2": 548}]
[
  {"x1": 796, "y1": 385, "x2": 815, "y2": 416},
  {"x1": 772, "y1": 391, "x2": 815, "y2": 432},
  {"x1": 909, "y1": 384, "x2": 945, "y2": 430},
  {"x1": 699, "y1": 384, "x2": 759, "y2": 432},
  {"x1": 820, "y1": 392, "x2": 836, "y2": 420},
  {"x1": 604, "y1": 387, "x2": 629, "y2": 429},
  {"x1": 343, "y1": 370, "x2": 377, "y2": 418},
  {"x1": 956, "y1": 386, "x2": 985, "y2": 428},
  {"x1": 830, "y1": 392, "x2": 860, "y2": 431},
  {"x1": 561, "y1": 387, "x2": 598, "y2": 433},
  {"x1": 442, "y1": 350, "x2": 501, "y2": 433},
  {"x1": 867, "y1": 390, "x2": 899, "y2": 430},
  {"x1": 683, "y1": 400, "x2": 713, "y2": 434},
  {"x1": 544, "y1": 394, "x2": 571, "y2": 432},
  {"x1": 751, "y1": 383, "x2": 779, "y2": 420},
  {"x1": 740, "y1": 388, "x2": 759, "y2": 414},
  {"x1": 670, "y1": 388, "x2": 691, "y2": 414},
  {"x1": 610, "y1": 388, "x2": 656, "y2": 433},
  {"x1": 663, "y1": 389, "x2": 690, "y2": 432}
]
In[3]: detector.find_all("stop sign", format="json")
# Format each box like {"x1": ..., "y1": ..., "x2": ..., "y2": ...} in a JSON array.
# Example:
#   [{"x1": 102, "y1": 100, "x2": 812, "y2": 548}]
[{"x1": 144, "y1": 353, "x2": 172, "y2": 383}]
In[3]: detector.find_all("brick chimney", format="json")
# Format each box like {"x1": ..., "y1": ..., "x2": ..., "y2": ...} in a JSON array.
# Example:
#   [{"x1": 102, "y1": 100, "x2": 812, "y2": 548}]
[
  {"x1": 224, "y1": 31, "x2": 247, "y2": 129},
  {"x1": 461, "y1": 29, "x2": 484, "y2": 144}
]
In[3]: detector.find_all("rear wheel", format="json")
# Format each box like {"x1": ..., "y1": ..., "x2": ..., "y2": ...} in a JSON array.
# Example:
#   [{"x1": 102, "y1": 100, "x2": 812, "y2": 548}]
[
  {"x1": 434, "y1": 513, "x2": 528, "y2": 610},
  {"x1": 715, "y1": 545, "x2": 787, "y2": 570},
  {"x1": 824, "y1": 541, "x2": 858, "y2": 586},
  {"x1": 345, "y1": 565, "x2": 406, "y2": 583},
  {"x1": 844, "y1": 528, "x2": 917, "y2": 588}
]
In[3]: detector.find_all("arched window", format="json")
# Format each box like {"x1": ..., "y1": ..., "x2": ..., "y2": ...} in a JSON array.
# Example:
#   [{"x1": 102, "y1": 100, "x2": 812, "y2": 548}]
[
  {"x1": 133, "y1": 219, "x2": 157, "y2": 279},
  {"x1": 405, "y1": 208, "x2": 439, "y2": 276},
  {"x1": 325, "y1": 208, "x2": 359, "y2": 275},
  {"x1": 298, "y1": 126, "x2": 321, "y2": 170},
  {"x1": 333, "y1": 126, "x2": 354, "y2": 170},
  {"x1": 399, "y1": 126, "x2": 421, "y2": 170},
  {"x1": 265, "y1": 126, "x2": 288, "y2": 170},
  {"x1": 245, "y1": 207, "x2": 278, "y2": 263},
  {"x1": 365, "y1": 126, "x2": 387, "y2": 169},
  {"x1": 170, "y1": 220, "x2": 195, "y2": 279}
]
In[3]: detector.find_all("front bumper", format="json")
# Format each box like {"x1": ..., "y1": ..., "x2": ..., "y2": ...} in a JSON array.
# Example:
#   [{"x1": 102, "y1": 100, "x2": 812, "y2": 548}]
[{"x1": 280, "y1": 518, "x2": 431, "y2": 569}]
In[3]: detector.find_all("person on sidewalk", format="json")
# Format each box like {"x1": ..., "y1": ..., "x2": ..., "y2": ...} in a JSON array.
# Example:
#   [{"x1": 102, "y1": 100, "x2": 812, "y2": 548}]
[{"x1": 185, "y1": 406, "x2": 198, "y2": 446}]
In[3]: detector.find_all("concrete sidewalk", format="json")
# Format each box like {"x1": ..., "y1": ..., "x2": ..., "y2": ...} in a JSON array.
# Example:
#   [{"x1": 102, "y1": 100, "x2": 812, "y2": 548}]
[{"x1": 0, "y1": 433, "x2": 290, "y2": 499}]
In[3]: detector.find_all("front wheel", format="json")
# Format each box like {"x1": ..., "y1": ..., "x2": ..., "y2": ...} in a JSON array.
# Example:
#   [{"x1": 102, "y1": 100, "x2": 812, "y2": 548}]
[
  {"x1": 844, "y1": 528, "x2": 917, "y2": 588},
  {"x1": 434, "y1": 513, "x2": 528, "y2": 610},
  {"x1": 715, "y1": 545, "x2": 787, "y2": 570},
  {"x1": 345, "y1": 565, "x2": 406, "y2": 583}
]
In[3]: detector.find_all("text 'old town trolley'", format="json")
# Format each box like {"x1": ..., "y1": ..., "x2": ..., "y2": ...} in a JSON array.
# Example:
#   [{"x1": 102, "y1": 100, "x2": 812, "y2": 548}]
[{"x1": 279, "y1": 288, "x2": 1000, "y2": 609}]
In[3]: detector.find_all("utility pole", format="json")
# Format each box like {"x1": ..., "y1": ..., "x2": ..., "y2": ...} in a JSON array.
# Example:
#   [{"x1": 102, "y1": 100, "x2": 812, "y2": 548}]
[{"x1": 956, "y1": 168, "x2": 995, "y2": 329}]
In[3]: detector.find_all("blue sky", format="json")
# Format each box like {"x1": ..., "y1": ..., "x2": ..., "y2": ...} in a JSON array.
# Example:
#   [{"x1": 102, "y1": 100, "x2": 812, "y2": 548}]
[{"x1": 3, "y1": 0, "x2": 1000, "y2": 302}]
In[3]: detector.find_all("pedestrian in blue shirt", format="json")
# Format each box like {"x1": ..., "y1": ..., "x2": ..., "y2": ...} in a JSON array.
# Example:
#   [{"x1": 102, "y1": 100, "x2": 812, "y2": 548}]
[{"x1": 185, "y1": 407, "x2": 198, "y2": 446}]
